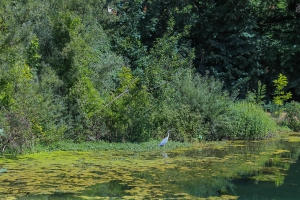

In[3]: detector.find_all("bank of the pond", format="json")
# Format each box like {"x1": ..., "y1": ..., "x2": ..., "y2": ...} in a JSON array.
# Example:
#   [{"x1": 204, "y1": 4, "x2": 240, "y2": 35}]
[
  {"x1": 2, "y1": 130, "x2": 291, "y2": 157},
  {"x1": 16, "y1": 131, "x2": 289, "y2": 155},
  {"x1": 32, "y1": 140, "x2": 193, "y2": 153}
]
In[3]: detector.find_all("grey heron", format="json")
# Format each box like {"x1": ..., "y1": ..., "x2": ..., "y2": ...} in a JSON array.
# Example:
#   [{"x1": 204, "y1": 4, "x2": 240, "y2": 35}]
[{"x1": 159, "y1": 130, "x2": 172, "y2": 146}]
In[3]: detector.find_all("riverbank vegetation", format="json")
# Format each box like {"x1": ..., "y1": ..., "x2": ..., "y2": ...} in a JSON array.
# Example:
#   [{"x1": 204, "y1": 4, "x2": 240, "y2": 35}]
[{"x1": 0, "y1": 0, "x2": 300, "y2": 154}]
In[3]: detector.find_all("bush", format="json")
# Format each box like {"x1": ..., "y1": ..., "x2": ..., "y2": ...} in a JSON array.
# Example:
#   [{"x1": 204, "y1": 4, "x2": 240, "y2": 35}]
[
  {"x1": 0, "y1": 65, "x2": 66, "y2": 153},
  {"x1": 282, "y1": 101, "x2": 300, "y2": 132},
  {"x1": 67, "y1": 75, "x2": 105, "y2": 142},
  {"x1": 103, "y1": 67, "x2": 152, "y2": 142},
  {"x1": 230, "y1": 102, "x2": 277, "y2": 140},
  {"x1": 151, "y1": 103, "x2": 204, "y2": 142},
  {"x1": 151, "y1": 71, "x2": 235, "y2": 141}
]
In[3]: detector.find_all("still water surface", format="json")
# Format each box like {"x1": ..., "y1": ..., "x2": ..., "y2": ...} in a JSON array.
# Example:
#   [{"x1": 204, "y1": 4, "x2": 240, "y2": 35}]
[{"x1": 0, "y1": 133, "x2": 300, "y2": 199}]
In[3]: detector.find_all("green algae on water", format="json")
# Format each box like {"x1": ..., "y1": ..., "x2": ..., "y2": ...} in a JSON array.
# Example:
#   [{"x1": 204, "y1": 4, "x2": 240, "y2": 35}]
[{"x1": 1, "y1": 133, "x2": 300, "y2": 199}]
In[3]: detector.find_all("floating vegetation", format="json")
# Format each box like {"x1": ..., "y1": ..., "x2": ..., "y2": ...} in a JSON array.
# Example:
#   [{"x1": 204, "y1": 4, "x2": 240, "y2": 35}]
[
  {"x1": 0, "y1": 133, "x2": 300, "y2": 199},
  {"x1": 272, "y1": 149, "x2": 290, "y2": 154},
  {"x1": 284, "y1": 135, "x2": 300, "y2": 143}
]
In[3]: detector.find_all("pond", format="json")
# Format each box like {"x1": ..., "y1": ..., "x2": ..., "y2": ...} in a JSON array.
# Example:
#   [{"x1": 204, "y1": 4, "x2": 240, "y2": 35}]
[{"x1": 1, "y1": 133, "x2": 300, "y2": 199}]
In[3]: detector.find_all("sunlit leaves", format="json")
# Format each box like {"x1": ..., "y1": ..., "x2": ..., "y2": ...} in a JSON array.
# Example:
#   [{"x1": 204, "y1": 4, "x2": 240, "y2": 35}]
[
  {"x1": 70, "y1": 76, "x2": 104, "y2": 119},
  {"x1": 26, "y1": 35, "x2": 41, "y2": 69},
  {"x1": 230, "y1": 102, "x2": 277, "y2": 140},
  {"x1": 273, "y1": 73, "x2": 292, "y2": 106},
  {"x1": 105, "y1": 67, "x2": 151, "y2": 142}
]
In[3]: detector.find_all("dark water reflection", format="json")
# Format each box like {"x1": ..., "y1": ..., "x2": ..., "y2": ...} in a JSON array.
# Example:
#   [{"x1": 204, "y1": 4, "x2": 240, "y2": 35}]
[
  {"x1": 1, "y1": 134, "x2": 300, "y2": 199},
  {"x1": 232, "y1": 159, "x2": 300, "y2": 200},
  {"x1": 230, "y1": 141, "x2": 300, "y2": 200}
]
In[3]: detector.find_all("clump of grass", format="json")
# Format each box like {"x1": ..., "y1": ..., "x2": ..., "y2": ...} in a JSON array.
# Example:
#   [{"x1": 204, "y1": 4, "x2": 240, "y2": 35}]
[{"x1": 230, "y1": 102, "x2": 277, "y2": 140}]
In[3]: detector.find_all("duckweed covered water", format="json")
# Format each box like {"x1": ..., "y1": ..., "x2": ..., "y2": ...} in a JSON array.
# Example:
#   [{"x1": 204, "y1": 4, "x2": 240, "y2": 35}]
[{"x1": 1, "y1": 133, "x2": 300, "y2": 199}]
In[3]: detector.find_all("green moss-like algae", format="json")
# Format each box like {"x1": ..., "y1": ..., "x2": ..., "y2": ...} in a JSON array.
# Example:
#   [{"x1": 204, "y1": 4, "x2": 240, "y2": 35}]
[{"x1": 1, "y1": 133, "x2": 300, "y2": 199}]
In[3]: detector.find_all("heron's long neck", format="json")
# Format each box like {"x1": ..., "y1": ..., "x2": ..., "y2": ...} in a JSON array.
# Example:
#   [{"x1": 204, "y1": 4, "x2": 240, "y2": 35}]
[{"x1": 167, "y1": 132, "x2": 170, "y2": 138}]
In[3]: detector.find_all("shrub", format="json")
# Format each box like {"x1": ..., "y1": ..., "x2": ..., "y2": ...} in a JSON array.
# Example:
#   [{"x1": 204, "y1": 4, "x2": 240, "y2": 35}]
[
  {"x1": 230, "y1": 102, "x2": 277, "y2": 140},
  {"x1": 0, "y1": 64, "x2": 66, "y2": 153},
  {"x1": 152, "y1": 70, "x2": 235, "y2": 141},
  {"x1": 282, "y1": 101, "x2": 300, "y2": 132},
  {"x1": 151, "y1": 103, "x2": 204, "y2": 142},
  {"x1": 103, "y1": 67, "x2": 152, "y2": 142},
  {"x1": 67, "y1": 74, "x2": 105, "y2": 142},
  {"x1": 273, "y1": 73, "x2": 292, "y2": 106}
]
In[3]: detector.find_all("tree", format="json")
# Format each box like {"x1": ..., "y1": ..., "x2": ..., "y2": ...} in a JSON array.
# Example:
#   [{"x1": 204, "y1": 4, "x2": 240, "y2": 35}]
[{"x1": 256, "y1": 0, "x2": 300, "y2": 100}]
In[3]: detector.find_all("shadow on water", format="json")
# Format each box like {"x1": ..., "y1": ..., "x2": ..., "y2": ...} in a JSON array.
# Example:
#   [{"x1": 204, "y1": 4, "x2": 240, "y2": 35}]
[
  {"x1": 1, "y1": 133, "x2": 300, "y2": 199},
  {"x1": 231, "y1": 159, "x2": 300, "y2": 200},
  {"x1": 229, "y1": 140, "x2": 300, "y2": 200},
  {"x1": 17, "y1": 180, "x2": 131, "y2": 200}
]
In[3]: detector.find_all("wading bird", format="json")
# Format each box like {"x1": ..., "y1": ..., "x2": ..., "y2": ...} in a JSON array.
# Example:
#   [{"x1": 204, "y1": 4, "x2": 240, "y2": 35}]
[{"x1": 159, "y1": 130, "x2": 172, "y2": 147}]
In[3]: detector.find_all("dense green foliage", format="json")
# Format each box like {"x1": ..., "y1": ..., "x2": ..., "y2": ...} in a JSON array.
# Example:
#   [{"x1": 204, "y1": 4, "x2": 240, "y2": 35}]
[
  {"x1": 0, "y1": 0, "x2": 298, "y2": 153},
  {"x1": 273, "y1": 73, "x2": 292, "y2": 105},
  {"x1": 230, "y1": 102, "x2": 277, "y2": 140},
  {"x1": 280, "y1": 101, "x2": 300, "y2": 132}
]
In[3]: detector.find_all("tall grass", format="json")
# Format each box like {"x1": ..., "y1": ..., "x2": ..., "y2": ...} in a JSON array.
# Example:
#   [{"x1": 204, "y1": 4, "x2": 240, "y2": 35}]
[{"x1": 230, "y1": 102, "x2": 277, "y2": 140}]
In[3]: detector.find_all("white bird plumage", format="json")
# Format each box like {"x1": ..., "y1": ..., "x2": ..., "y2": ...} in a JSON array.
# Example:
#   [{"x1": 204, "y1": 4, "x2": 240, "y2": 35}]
[
  {"x1": 159, "y1": 130, "x2": 171, "y2": 146},
  {"x1": 108, "y1": 6, "x2": 113, "y2": 14}
]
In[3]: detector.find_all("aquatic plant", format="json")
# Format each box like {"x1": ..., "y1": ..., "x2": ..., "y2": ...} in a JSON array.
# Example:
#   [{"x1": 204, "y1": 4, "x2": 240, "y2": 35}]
[{"x1": 0, "y1": 136, "x2": 299, "y2": 199}]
